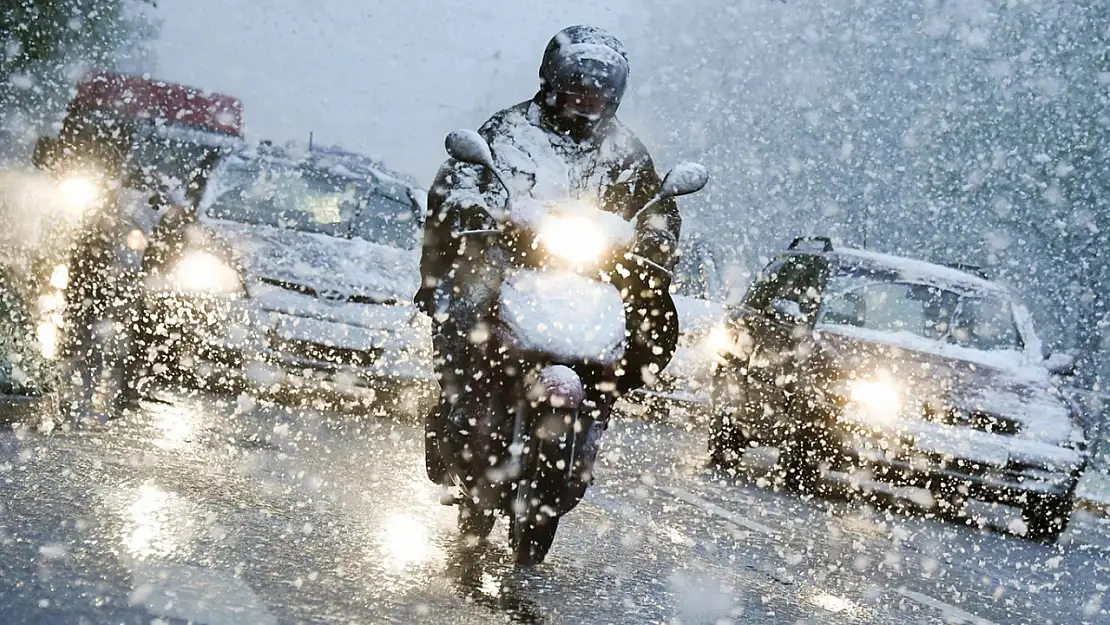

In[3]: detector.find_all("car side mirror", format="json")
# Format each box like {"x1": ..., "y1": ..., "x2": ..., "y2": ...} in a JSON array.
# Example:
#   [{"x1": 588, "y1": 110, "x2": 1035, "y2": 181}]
[
  {"x1": 1045, "y1": 352, "x2": 1076, "y2": 376},
  {"x1": 770, "y1": 298, "x2": 806, "y2": 324}
]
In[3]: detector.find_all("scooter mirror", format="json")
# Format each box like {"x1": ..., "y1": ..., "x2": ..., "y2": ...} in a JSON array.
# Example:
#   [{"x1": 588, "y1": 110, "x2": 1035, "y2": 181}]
[
  {"x1": 445, "y1": 129, "x2": 496, "y2": 171},
  {"x1": 659, "y1": 162, "x2": 709, "y2": 199}
]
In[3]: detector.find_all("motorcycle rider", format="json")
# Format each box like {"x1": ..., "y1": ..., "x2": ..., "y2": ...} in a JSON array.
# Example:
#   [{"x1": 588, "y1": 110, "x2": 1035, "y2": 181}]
[{"x1": 416, "y1": 25, "x2": 682, "y2": 501}]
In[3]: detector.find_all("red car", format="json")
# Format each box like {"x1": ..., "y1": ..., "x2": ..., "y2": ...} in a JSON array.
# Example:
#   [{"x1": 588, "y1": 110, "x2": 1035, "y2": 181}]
[{"x1": 34, "y1": 70, "x2": 245, "y2": 194}]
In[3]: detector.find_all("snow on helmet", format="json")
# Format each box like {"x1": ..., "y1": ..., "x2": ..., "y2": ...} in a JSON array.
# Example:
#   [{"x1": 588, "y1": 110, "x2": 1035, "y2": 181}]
[{"x1": 539, "y1": 25, "x2": 629, "y2": 135}]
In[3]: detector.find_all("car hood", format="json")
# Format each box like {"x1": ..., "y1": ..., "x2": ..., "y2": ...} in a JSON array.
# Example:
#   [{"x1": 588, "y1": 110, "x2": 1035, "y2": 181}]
[
  {"x1": 673, "y1": 295, "x2": 728, "y2": 338},
  {"x1": 203, "y1": 220, "x2": 420, "y2": 305},
  {"x1": 817, "y1": 325, "x2": 1079, "y2": 446}
]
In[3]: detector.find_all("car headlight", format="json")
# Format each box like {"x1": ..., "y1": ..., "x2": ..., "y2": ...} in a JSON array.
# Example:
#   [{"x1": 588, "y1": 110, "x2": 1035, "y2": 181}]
[
  {"x1": 164, "y1": 250, "x2": 244, "y2": 296},
  {"x1": 704, "y1": 325, "x2": 737, "y2": 363},
  {"x1": 846, "y1": 374, "x2": 903, "y2": 423},
  {"x1": 537, "y1": 215, "x2": 609, "y2": 264},
  {"x1": 58, "y1": 176, "x2": 100, "y2": 210}
]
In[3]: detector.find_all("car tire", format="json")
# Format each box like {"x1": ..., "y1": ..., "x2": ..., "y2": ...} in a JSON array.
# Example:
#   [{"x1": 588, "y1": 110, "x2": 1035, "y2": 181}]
[
  {"x1": 1021, "y1": 492, "x2": 1075, "y2": 542},
  {"x1": 707, "y1": 371, "x2": 749, "y2": 468},
  {"x1": 779, "y1": 402, "x2": 836, "y2": 496}
]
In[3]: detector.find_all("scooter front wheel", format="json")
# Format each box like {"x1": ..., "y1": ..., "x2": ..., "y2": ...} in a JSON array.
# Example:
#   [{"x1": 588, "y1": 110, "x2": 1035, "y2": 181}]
[
  {"x1": 509, "y1": 507, "x2": 559, "y2": 566},
  {"x1": 458, "y1": 501, "x2": 496, "y2": 540}
]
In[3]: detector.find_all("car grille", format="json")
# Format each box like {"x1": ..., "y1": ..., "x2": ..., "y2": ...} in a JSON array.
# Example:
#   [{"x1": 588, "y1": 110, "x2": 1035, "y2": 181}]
[
  {"x1": 270, "y1": 336, "x2": 382, "y2": 368},
  {"x1": 922, "y1": 404, "x2": 1023, "y2": 436}
]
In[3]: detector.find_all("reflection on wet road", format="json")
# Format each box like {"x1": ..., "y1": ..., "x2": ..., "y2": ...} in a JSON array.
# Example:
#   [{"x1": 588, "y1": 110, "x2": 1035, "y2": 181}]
[{"x1": 1, "y1": 389, "x2": 1107, "y2": 624}]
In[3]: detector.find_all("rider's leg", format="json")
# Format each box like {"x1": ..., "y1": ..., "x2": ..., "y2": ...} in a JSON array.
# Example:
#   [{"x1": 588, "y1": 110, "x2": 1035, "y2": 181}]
[{"x1": 424, "y1": 287, "x2": 490, "y2": 484}]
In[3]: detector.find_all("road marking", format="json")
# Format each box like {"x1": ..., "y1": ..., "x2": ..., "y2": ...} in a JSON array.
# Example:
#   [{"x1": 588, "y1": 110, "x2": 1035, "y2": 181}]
[
  {"x1": 655, "y1": 485, "x2": 777, "y2": 537},
  {"x1": 894, "y1": 587, "x2": 1000, "y2": 625}
]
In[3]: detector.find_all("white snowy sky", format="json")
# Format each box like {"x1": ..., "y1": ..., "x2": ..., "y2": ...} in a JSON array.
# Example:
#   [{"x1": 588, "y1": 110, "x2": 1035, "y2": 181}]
[{"x1": 153, "y1": 0, "x2": 649, "y2": 182}]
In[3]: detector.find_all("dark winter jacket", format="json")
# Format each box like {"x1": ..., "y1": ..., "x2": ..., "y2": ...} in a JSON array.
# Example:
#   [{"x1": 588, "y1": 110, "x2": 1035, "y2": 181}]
[{"x1": 416, "y1": 95, "x2": 682, "y2": 392}]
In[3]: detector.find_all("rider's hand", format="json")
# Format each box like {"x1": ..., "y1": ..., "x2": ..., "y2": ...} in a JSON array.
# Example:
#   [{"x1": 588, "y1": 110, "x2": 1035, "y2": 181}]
[
  {"x1": 450, "y1": 201, "x2": 495, "y2": 232},
  {"x1": 631, "y1": 229, "x2": 676, "y2": 271}
]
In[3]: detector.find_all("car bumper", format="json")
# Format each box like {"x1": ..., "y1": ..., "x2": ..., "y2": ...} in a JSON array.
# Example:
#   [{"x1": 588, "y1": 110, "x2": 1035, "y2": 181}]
[
  {"x1": 709, "y1": 367, "x2": 1085, "y2": 501},
  {"x1": 839, "y1": 428, "x2": 1083, "y2": 501},
  {"x1": 139, "y1": 291, "x2": 434, "y2": 391}
]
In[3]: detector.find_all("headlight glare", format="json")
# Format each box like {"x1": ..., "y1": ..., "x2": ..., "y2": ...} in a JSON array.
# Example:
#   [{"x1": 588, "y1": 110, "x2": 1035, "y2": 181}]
[
  {"x1": 538, "y1": 215, "x2": 608, "y2": 264},
  {"x1": 704, "y1": 325, "x2": 736, "y2": 363},
  {"x1": 58, "y1": 176, "x2": 100, "y2": 210},
  {"x1": 847, "y1": 375, "x2": 903, "y2": 422},
  {"x1": 163, "y1": 251, "x2": 244, "y2": 296}
]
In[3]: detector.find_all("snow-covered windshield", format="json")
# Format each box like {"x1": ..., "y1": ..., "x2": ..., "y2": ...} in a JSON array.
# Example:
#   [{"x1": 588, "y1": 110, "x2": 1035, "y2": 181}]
[
  {"x1": 819, "y1": 270, "x2": 1022, "y2": 352},
  {"x1": 206, "y1": 160, "x2": 419, "y2": 248},
  {"x1": 124, "y1": 136, "x2": 217, "y2": 194}
]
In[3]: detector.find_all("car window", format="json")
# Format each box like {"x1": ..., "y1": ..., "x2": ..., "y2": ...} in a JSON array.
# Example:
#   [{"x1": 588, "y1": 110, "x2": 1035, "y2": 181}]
[
  {"x1": 818, "y1": 270, "x2": 1022, "y2": 351},
  {"x1": 821, "y1": 278, "x2": 958, "y2": 339},
  {"x1": 743, "y1": 254, "x2": 826, "y2": 316},
  {"x1": 206, "y1": 160, "x2": 360, "y2": 237},
  {"x1": 951, "y1": 296, "x2": 1023, "y2": 351}
]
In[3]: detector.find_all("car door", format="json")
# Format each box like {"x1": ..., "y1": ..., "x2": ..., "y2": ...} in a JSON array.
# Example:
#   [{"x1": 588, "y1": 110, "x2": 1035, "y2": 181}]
[{"x1": 734, "y1": 253, "x2": 828, "y2": 431}]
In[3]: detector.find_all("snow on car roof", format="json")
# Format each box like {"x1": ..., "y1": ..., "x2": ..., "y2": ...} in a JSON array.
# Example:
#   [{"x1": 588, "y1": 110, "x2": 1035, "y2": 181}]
[
  {"x1": 829, "y1": 247, "x2": 1008, "y2": 296},
  {"x1": 306, "y1": 144, "x2": 422, "y2": 190},
  {"x1": 71, "y1": 71, "x2": 244, "y2": 137},
  {"x1": 236, "y1": 141, "x2": 424, "y2": 211}
]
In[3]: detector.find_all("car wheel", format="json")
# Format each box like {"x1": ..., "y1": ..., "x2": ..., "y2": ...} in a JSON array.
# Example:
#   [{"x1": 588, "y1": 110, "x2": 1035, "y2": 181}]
[
  {"x1": 780, "y1": 412, "x2": 836, "y2": 496},
  {"x1": 1021, "y1": 492, "x2": 1075, "y2": 542},
  {"x1": 707, "y1": 372, "x2": 749, "y2": 468}
]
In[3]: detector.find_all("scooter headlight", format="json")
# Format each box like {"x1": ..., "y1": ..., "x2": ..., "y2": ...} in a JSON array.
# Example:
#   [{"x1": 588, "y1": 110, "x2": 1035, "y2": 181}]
[{"x1": 537, "y1": 215, "x2": 609, "y2": 264}]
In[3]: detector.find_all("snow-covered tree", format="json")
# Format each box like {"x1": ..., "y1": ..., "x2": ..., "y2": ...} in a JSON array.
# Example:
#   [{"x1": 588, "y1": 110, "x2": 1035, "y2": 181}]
[{"x1": 0, "y1": 0, "x2": 157, "y2": 157}]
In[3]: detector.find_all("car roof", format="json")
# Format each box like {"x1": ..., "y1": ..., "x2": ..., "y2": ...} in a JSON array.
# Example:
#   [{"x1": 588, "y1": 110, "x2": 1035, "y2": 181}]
[
  {"x1": 786, "y1": 246, "x2": 1011, "y2": 297},
  {"x1": 71, "y1": 71, "x2": 244, "y2": 137},
  {"x1": 215, "y1": 145, "x2": 421, "y2": 210}
]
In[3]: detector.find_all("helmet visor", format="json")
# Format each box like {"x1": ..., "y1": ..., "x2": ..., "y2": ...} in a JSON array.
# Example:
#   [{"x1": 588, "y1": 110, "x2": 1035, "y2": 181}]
[{"x1": 557, "y1": 89, "x2": 615, "y2": 119}]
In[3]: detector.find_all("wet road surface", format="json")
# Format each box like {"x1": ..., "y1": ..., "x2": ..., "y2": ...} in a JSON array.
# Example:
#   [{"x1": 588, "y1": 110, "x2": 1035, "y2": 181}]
[{"x1": 1, "y1": 388, "x2": 1108, "y2": 624}]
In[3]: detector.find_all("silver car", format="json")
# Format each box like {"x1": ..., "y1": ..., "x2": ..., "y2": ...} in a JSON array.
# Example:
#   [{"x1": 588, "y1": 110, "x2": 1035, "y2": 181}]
[{"x1": 132, "y1": 145, "x2": 433, "y2": 407}]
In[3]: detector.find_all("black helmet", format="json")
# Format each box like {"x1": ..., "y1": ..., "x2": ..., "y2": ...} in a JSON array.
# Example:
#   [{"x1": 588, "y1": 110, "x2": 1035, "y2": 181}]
[{"x1": 539, "y1": 25, "x2": 629, "y2": 137}]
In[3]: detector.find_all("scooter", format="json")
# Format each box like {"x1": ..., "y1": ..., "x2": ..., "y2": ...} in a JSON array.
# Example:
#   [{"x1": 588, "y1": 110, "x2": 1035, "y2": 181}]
[{"x1": 431, "y1": 129, "x2": 708, "y2": 564}]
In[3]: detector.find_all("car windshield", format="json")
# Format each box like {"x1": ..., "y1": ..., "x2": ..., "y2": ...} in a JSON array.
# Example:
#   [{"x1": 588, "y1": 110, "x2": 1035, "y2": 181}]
[
  {"x1": 206, "y1": 160, "x2": 419, "y2": 248},
  {"x1": 818, "y1": 270, "x2": 1023, "y2": 351},
  {"x1": 124, "y1": 136, "x2": 218, "y2": 194},
  {"x1": 349, "y1": 180, "x2": 422, "y2": 250}
]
